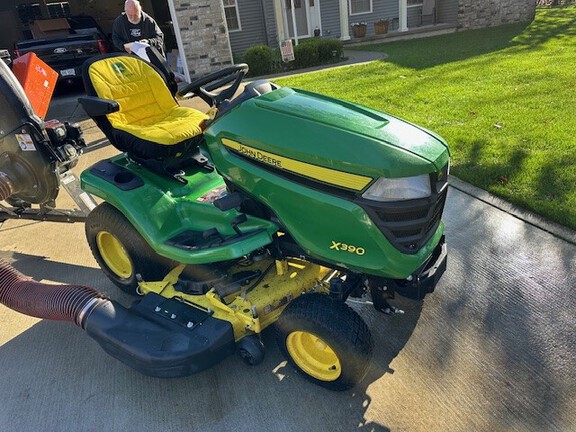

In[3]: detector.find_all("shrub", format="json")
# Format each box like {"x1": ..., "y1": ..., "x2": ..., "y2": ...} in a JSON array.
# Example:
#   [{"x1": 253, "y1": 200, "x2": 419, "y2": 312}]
[
  {"x1": 292, "y1": 38, "x2": 343, "y2": 68},
  {"x1": 243, "y1": 45, "x2": 277, "y2": 77},
  {"x1": 316, "y1": 39, "x2": 343, "y2": 62},
  {"x1": 293, "y1": 42, "x2": 320, "y2": 68},
  {"x1": 242, "y1": 38, "x2": 344, "y2": 74}
]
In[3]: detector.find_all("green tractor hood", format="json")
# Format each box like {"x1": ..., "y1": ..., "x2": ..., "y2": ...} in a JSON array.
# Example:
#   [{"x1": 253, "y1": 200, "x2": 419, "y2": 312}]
[
  {"x1": 204, "y1": 87, "x2": 450, "y2": 279},
  {"x1": 206, "y1": 87, "x2": 449, "y2": 190}
]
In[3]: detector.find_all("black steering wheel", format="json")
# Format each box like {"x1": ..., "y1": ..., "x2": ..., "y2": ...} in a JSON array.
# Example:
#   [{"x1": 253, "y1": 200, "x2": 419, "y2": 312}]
[{"x1": 176, "y1": 63, "x2": 249, "y2": 107}]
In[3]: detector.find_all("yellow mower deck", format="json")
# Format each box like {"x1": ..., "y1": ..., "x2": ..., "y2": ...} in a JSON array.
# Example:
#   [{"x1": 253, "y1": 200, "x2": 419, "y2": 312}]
[{"x1": 138, "y1": 258, "x2": 332, "y2": 341}]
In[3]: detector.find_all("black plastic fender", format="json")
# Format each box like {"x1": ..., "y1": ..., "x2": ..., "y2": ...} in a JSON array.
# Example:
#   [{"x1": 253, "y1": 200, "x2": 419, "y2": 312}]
[{"x1": 84, "y1": 293, "x2": 235, "y2": 378}]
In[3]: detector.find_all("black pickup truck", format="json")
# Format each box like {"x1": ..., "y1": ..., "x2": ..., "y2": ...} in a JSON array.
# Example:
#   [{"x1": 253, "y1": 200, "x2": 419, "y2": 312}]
[{"x1": 14, "y1": 16, "x2": 112, "y2": 85}]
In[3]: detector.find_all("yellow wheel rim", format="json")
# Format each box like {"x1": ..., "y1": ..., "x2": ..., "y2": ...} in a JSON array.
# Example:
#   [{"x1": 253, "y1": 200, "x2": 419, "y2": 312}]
[
  {"x1": 286, "y1": 331, "x2": 341, "y2": 381},
  {"x1": 96, "y1": 231, "x2": 133, "y2": 279}
]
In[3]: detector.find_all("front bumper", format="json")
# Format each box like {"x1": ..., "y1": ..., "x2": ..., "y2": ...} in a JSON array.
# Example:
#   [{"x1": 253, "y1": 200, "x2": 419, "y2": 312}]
[
  {"x1": 393, "y1": 235, "x2": 447, "y2": 300},
  {"x1": 369, "y1": 235, "x2": 447, "y2": 308}
]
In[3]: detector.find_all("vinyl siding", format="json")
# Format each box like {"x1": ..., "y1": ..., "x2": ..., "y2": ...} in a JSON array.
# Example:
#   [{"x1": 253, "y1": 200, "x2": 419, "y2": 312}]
[
  {"x1": 230, "y1": 0, "x2": 459, "y2": 55},
  {"x1": 437, "y1": 0, "x2": 459, "y2": 25},
  {"x1": 228, "y1": 0, "x2": 268, "y2": 57},
  {"x1": 262, "y1": 1, "x2": 279, "y2": 47},
  {"x1": 319, "y1": 0, "x2": 342, "y2": 39}
]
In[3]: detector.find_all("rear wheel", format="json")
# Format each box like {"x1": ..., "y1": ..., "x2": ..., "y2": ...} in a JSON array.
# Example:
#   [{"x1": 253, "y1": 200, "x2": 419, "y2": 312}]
[
  {"x1": 275, "y1": 293, "x2": 374, "y2": 391},
  {"x1": 85, "y1": 202, "x2": 176, "y2": 295}
]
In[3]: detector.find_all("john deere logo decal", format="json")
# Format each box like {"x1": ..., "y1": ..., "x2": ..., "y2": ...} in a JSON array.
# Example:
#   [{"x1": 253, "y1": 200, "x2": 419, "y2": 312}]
[
  {"x1": 237, "y1": 144, "x2": 283, "y2": 168},
  {"x1": 220, "y1": 138, "x2": 372, "y2": 191},
  {"x1": 111, "y1": 61, "x2": 131, "y2": 78}
]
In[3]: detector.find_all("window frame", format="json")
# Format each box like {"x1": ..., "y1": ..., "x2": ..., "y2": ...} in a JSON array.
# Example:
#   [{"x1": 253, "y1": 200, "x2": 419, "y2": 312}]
[
  {"x1": 348, "y1": 0, "x2": 373, "y2": 16},
  {"x1": 223, "y1": 0, "x2": 242, "y2": 32},
  {"x1": 46, "y1": 1, "x2": 71, "y2": 18},
  {"x1": 407, "y1": 0, "x2": 423, "y2": 7}
]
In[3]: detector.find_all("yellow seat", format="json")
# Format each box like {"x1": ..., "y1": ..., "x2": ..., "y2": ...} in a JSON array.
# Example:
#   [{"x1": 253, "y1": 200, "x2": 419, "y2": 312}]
[{"x1": 82, "y1": 54, "x2": 209, "y2": 160}]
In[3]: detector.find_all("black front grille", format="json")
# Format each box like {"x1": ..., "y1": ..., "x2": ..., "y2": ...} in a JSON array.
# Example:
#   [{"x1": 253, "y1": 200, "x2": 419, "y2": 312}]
[{"x1": 358, "y1": 167, "x2": 448, "y2": 254}]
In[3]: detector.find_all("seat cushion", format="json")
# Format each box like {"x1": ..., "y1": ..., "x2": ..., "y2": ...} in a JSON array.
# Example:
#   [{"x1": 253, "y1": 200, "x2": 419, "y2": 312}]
[
  {"x1": 116, "y1": 105, "x2": 208, "y2": 145},
  {"x1": 87, "y1": 56, "x2": 208, "y2": 146}
]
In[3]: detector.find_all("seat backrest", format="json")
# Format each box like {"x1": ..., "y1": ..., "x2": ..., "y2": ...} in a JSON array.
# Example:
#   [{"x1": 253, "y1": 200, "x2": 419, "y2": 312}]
[{"x1": 84, "y1": 54, "x2": 177, "y2": 130}]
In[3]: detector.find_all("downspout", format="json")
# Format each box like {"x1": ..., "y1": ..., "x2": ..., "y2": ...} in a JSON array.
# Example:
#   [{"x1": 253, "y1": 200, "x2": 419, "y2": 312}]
[
  {"x1": 290, "y1": 0, "x2": 299, "y2": 46},
  {"x1": 273, "y1": 0, "x2": 287, "y2": 44},
  {"x1": 398, "y1": 0, "x2": 408, "y2": 32},
  {"x1": 339, "y1": 0, "x2": 350, "y2": 41},
  {"x1": 167, "y1": 0, "x2": 191, "y2": 82}
]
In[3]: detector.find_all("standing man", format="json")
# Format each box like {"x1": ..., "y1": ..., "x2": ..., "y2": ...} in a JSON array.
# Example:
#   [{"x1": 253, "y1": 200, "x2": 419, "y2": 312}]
[{"x1": 112, "y1": 0, "x2": 165, "y2": 57}]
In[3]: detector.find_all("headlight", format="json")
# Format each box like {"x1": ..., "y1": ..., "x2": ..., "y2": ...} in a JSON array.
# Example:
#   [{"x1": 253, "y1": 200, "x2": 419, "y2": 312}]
[{"x1": 362, "y1": 175, "x2": 431, "y2": 202}]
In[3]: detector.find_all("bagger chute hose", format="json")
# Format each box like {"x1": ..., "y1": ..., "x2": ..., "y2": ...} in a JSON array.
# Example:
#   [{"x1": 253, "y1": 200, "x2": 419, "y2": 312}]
[{"x1": 0, "y1": 258, "x2": 108, "y2": 328}]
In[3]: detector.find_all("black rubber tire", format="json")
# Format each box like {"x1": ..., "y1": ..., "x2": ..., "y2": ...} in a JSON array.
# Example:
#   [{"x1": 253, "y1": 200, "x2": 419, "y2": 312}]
[
  {"x1": 275, "y1": 293, "x2": 374, "y2": 391},
  {"x1": 85, "y1": 202, "x2": 176, "y2": 295},
  {"x1": 237, "y1": 335, "x2": 265, "y2": 366}
]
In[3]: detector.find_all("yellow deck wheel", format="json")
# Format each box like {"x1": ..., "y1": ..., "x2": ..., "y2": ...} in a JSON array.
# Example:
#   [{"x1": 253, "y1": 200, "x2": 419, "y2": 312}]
[
  {"x1": 96, "y1": 231, "x2": 133, "y2": 279},
  {"x1": 286, "y1": 331, "x2": 342, "y2": 381}
]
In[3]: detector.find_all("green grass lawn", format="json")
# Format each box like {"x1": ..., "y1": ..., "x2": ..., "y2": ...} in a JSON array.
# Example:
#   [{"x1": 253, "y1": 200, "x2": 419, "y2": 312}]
[{"x1": 275, "y1": 6, "x2": 576, "y2": 231}]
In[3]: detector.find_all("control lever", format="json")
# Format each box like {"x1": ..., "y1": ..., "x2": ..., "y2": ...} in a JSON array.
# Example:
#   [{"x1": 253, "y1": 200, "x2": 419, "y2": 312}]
[{"x1": 231, "y1": 214, "x2": 248, "y2": 235}]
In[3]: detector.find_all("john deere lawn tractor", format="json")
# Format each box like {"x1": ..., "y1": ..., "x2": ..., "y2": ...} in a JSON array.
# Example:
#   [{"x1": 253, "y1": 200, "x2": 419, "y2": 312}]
[{"x1": 0, "y1": 52, "x2": 448, "y2": 391}]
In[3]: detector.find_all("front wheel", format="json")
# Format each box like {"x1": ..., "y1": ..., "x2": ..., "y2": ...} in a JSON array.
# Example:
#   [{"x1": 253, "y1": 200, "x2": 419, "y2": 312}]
[
  {"x1": 275, "y1": 293, "x2": 374, "y2": 391},
  {"x1": 85, "y1": 202, "x2": 176, "y2": 295}
]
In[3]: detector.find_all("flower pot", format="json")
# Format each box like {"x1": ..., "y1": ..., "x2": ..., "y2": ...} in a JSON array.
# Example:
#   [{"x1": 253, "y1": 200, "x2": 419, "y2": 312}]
[
  {"x1": 374, "y1": 20, "x2": 389, "y2": 35},
  {"x1": 351, "y1": 24, "x2": 367, "y2": 38}
]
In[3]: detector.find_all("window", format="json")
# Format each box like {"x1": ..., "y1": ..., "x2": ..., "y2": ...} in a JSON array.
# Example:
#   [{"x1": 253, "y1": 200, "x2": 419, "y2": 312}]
[
  {"x1": 349, "y1": 0, "x2": 372, "y2": 15},
  {"x1": 47, "y1": 2, "x2": 71, "y2": 18},
  {"x1": 223, "y1": 0, "x2": 241, "y2": 32},
  {"x1": 16, "y1": 3, "x2": 42, "y2": 24},
  {"x1": 16, "y1": 1, "x2": 70, "y2": 23},
  {"x1": 407, "y1": 0, "x2": 423, "y2": 5}
]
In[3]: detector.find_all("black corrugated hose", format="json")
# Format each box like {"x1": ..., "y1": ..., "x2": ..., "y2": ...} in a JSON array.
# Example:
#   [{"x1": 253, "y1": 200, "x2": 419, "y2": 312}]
[{"x1": 0, "y1": 258, "x2": 108, "y2": 328}]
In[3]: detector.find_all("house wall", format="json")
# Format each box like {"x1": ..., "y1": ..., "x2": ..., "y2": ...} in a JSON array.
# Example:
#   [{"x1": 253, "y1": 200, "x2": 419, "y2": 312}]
[
  {"x1": 457, "y1": 0, "x2": 536, "y2": 30},
  {"x1": 262, "y1": 1, "x2": 278, "y2": 48},
  {"x1": 228, "y1": 0, "x2": 268, "y2": 58},
  {"x1": 1, "y1": 0, "x2": 538, "y2": 72},
  {"x1": 227, "y1": 0, "x2": 463, "y2": 57},
  {"x1": 324, "y1": 0, "x2": 406, "y2": 38},
  {"x1": 172, "y1": 0, "x2": 232, "y2": 76},
  {"x1": 437, "y1": 0, "x2": 459, "y2": 27}
]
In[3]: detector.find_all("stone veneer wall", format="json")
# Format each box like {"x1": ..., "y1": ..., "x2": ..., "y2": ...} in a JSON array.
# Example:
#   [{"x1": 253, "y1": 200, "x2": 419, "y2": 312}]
[
  {"x1": 172, "y1": 0, "x2": 232, "y2": 76},
  {"x1": 457, "y1": 0, "x2": 537, "y2": 30}
]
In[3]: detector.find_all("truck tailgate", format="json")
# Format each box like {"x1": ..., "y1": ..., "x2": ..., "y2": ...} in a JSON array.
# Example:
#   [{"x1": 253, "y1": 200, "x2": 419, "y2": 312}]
[{"x1": 16, "y1": 34, "x2": 103, "y2": 80}]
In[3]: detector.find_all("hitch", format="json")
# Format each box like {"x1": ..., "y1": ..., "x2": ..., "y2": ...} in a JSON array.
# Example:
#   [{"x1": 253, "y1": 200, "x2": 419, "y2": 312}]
[
  {"x1": 369, "y1": 282, "x2": 405, "y2": 315},
  {"x1": 369, "y1": 236, "x2": 447, "y2": 314}
]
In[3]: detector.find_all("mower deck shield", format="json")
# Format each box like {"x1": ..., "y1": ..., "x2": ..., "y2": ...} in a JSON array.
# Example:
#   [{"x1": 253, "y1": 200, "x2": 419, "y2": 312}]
[{"x1": 85, "y1": 293, "x2": 235, "y2": 377}]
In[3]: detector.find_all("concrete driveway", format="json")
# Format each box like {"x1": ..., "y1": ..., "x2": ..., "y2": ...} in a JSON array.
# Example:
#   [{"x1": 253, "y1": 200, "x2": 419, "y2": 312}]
[{"x1": 0, "y1": 89, "x2": 575, "y2": 432}]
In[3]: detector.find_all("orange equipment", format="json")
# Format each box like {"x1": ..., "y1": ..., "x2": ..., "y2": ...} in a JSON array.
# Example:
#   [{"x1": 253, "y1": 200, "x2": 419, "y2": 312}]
[{"x1": 12, "y1": 52, "x2": 58, "y2": 119}]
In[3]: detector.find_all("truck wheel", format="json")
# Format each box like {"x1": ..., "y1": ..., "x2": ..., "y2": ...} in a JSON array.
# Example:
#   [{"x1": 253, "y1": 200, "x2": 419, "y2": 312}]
[
  {"x1": 85, "y1": 202, "x2": 176, "y2": 295},
  {"x1": 275, "y1": 293, "x2": 374, "y2": 391}
]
